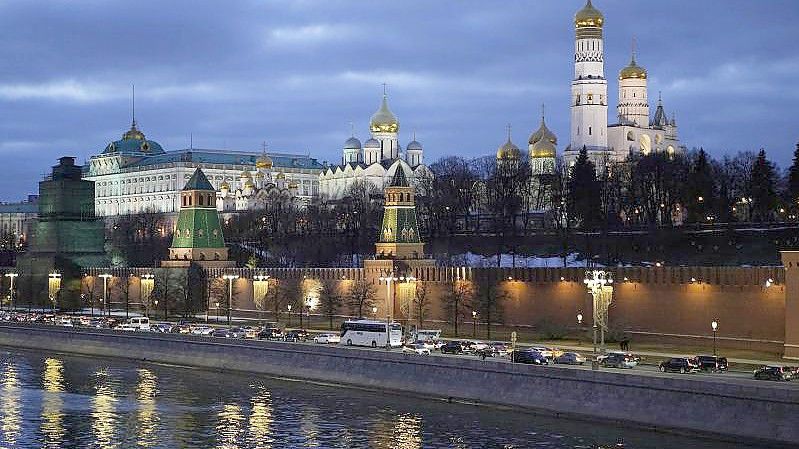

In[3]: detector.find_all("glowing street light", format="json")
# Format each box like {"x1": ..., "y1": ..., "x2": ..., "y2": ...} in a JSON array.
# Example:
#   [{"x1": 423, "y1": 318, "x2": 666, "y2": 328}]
[
  {"x1": 99, "y1": 273, "x2": 113, "y2": 317},
  {"x1": 222, "y1": 274, "x2": 239, "y2": 326},
  {"x1": 4, "y1": 272, "x2": 18, "y2": 311},
  {"x1": 472, "y1": 310, "x2": 478, "y2": 337},
  {"x1": 576, "y1": 313, "x2": 583, "y2": 325},
  {"x1": 711, "y1": 320, "x2": 719, "y2": 356}
]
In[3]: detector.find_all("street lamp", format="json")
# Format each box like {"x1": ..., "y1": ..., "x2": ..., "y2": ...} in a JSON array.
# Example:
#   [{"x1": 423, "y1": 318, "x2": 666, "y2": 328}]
[
  {"x1": 222, "y1": 274, "x2": 239, "y2": 326},
  {"x1": 711, "y1": 320, "x2": 719, "y2": 356},
  {"x1": 576, "y1": 313, "x2": 583, "y2": 325},
  {"x1": 99, "y1": 273, "x2": 113, "y2": 317},
  {"x1": 372, "y1": 306, "x2": 377, "y2": 318},
  {"x1": 215, "y1": 301, "x2": 220, "y2": 323},
  {"x1": 472, "y1": 310, "x2": 477, "y2": 337},
  {"x1": 584, "y1": 270, "x2": 613, "y2": 363},
  {"x1": 287, "y1": 304, "x2": 292, "y2": 327},
  {"x1": 4, "y1": 272, "x2": 18, "y2": 311},
  {"x1": 49, "y1": 272, "x2": 62, "y2": 312}
]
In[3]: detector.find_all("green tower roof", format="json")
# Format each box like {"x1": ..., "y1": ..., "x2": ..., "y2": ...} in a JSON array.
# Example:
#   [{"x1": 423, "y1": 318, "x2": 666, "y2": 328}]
[
  {"x1": 390, "y1": 167, "x2": 409, "y2": 187},
  {"x1": 184, "y1": 168, "x2": 215, "y2": 191}
]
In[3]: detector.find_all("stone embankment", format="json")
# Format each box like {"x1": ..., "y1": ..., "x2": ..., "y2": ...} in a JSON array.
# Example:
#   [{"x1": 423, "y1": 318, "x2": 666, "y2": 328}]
[{"x1": 0, "y1": 324, "x2": 797, "y2": 447}]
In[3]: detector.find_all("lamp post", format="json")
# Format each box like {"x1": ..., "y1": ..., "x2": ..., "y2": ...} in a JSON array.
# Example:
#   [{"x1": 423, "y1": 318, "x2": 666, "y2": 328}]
[
  {"x1": 5, "y1": 272, "x2": 18, "y2": 312},
  {"x1": 287, "y1": 304, "x2": 292, "y2": 327},
  {"x1": 577, "y1": 313, "x2": 583, "y2": 325},
  {"x1": 222, "y1": 274, "x2": 239, "y2": 326},
  {"x1": 711, "y1": 320, "x2": 719, "y2": 356},
  {"x1": 472, "y1": 310, "x2": 477, "y2": 337},
  {"x1": 141, "y1": 273, "x2": 154, "y2": 318},
  {"x1": 215, "y1": 301, "x2": 220, "y2": 323},
  {"x1": 154, "y1": 300, "x2": 159, "y2": 319},
  {"x1": 584, "y1": 270, "x2": 613, "y2": 365},
  {"x1": 372, "y1": 306, "x2": 377, "y2": 318},
  {"x1": 99, "y1": 273, "x2": 113, "y2": 317},
  {"x1": 49, "y1": 272, "x2": 62, "y2": 312}
]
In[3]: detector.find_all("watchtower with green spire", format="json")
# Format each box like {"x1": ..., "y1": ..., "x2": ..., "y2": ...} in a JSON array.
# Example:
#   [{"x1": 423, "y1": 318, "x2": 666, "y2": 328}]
[
  {"x1": 375, "y1": 167, "x2": 425, "y2": 259},
  {"x1": 163, "y1": 168, "x2": 234, "y2": 268}
]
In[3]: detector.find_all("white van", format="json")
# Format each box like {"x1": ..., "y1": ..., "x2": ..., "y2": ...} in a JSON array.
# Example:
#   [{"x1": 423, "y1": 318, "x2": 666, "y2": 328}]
[{"x1": 126, "y1": 317, "x2": 150, "y2": 331}]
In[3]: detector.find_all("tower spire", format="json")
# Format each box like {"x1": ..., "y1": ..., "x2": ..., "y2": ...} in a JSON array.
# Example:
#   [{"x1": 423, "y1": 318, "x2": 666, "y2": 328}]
[
  {"x1": 631, "y1": 36, "x2": 637, "y2": 64},
  {"x1": 541, "y1": 103, "x2": 546, "y2": 123},
  {"x1": 349, "y1": 121, "x2": 355, "y2": 137},
  {"x1": 131, "y1": 84, "x2": 136, "y2": 128},
  {"x1": 382, "y1": 82, "x2": 387, "y2": 97},
  {"x1": 506, "y1": 123, "x2": 512, "y2": 141}
]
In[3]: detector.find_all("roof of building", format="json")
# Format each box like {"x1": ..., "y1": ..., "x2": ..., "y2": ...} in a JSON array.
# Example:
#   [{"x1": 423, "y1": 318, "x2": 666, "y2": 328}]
[
  {"x1": 575, "y1": 0, "x2": 603, "y2": 28},
  {"x1": 102, "y1": 122, "x2": 165, "y2": 156},
  {"x1": 124, "y1": 149, "x2": 325, "y2": 170},
  {"x1": 370, "y1": 95, "x2": 399, "y2": 133},
  {"x1": 183, "y1": 168, "x2": 215, "y2": 191},
  {"x1": 0, "y1": 202, "x2": 38, "y2": 214},
  {"x1": 344, "y1": 136, "x2": 362, "y2": 150},
  {"x1": 389, "y1": 166, "x2": 409, "y2": 187},
  {"x1": 651, "y1": 97, "x2": 668, "y2": 129}
]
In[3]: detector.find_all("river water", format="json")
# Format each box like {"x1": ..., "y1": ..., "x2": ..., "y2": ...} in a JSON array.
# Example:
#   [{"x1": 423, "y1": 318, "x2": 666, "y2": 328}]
[{"x1": 0, "y1": 348, "x2": 756, "y2": 449}]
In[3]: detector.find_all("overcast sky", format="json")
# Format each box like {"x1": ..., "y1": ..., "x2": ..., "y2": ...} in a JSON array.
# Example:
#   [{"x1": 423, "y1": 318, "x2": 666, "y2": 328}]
[{"x1": 0, "y1": 0, "x2": 797, "y2": 201}]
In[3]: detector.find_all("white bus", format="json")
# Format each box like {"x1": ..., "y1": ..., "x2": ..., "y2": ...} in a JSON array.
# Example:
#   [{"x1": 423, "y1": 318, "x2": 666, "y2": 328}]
[
  {"x1": 126, "y1": 317, "x2": 150, "y2": 331},
  {"x1": 339, "y1": 320, "x2": 403, "y2": 348}
]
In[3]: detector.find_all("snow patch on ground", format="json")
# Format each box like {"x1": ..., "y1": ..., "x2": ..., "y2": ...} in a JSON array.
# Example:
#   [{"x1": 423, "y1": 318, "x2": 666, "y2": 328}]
[{"x1": 439, "y1": 252, "x2": 598, "y2": 268}]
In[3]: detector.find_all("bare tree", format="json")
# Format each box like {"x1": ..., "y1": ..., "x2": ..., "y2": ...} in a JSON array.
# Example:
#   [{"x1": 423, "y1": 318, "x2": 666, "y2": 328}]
[
  {"x1": 348, "y1": 280, "x2": 376, "y2": 319},
  {"x1": 474, "y1": 276, "x2": 506, "y2": 339},
  {"x1": 441, "y1": 280, "x2": 473, "y2": 337},
  {"x1": 319, "y1": 279, "x2": 343, "y2": 330},
  {"x1": 411, "y1": 281, "x2": 431, "y2": 329}
]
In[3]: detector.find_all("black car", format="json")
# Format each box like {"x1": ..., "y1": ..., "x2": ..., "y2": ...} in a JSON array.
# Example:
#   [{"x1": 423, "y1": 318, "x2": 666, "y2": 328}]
[
  {"x1": 258, "y1": 327, "x2": 283, "y2": 340},
  {"x1": 696, "y1": 355, "x2": 728, "y2": 372},
  {"x1": 440, "y1": 341, "x2": 466, "y2": 354},
  {"x1": 511, "y1": 349, "x2": 548, "y2": 365},
  {"x1": 753, "y1": 366, "x2": 793, "y2": 381},
  {"x1": 284, "y1": 330, "x2": 308, "y2": 342},
  {"x1": 600, "y1": 353, "x2": 638, "y2": 369},
  {"x1": 659, "y1": 357, "x2": 701, "y2": 374}
]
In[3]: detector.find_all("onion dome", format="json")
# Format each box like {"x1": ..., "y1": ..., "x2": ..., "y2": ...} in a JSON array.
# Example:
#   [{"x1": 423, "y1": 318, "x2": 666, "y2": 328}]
[
  {"x1": 620, "y1": 54, "x2": 647, "y2": 80},
  {"x1": 344, "y1": 136, "x2": 362, "y2": 150},
  {"x1": 254, "y1": 171, "x2": 265, "y2": 179},
  {"x1": 288, "y1": 180, "x2": 299, "y2": 189},
  {"x1": 240, "y1": 170, "x2": 252, "y2": 179},
  {"x1": 244, "y1": 179, "x2": 255, "y2": 188},
  {"x1": 575, "y1": 0, "x2": 604, "y2": 28},
  {"x1": 370, "y1": 95, "x2": 399, "y2": 133},
  {"x1": 364, "y1": 138, "x2": 381, "y2": 149},
  {"x1": 530, "y1": 137, "x2": 556, "y2": 159},
  {"x1": 276, "y1": 172, "x2": 286, "y2": 180},
  {"x1": 529, "y1": 117, "x2": 557, "y2": 147},
  {"x1": 407, "y1": 140, "x2": 422, "y2": 151},
  {"x1": 256, "y1": 154, "x2": 273, "y2": 169},
  {"x1": 496, "y1": 137, "x2": 521, "y2": 160},
  {"x1": 220, "y1": 180, "x2": 230, "y2": 190}
]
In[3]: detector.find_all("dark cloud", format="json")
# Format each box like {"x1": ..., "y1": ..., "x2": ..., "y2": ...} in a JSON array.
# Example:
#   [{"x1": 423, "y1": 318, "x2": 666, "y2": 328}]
[{"x1": 0, "y1": 0, "x2": 796, "y2": 200}]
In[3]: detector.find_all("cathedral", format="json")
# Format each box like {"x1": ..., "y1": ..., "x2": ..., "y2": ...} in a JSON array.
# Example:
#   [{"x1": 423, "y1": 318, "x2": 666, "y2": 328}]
[
  {"x1": 318, "y1": 92, "x2": 431, "y2": 200},
  {"x1": 563, "y1": 0, "x2": 684, "y2": 168}
]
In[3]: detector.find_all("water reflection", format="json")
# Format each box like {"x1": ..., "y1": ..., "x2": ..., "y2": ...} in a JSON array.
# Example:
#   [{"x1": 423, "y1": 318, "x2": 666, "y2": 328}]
[
  {"x1": 136, "y1": 368, "x2": 159, "y2": 448},
  {"x1": 92, "y1": 368, "x2": 119, "y2": 449},
  {"x1": 0, "y1": 362, "x2": 21, "y2": 447},
  {"x1": 40, "y1": 358, "x2": 65, "y2": 448},
  {"x1": 247, "y1": 386, "x2": 273, "y2": 449},
  {"x1": 0, "y1": 349, "x2": 763, "y2": 449}
]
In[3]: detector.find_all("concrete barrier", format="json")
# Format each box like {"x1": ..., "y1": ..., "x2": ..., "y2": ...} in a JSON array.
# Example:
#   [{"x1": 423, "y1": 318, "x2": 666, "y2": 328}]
[{"x1": 0, "y1": 323, "x2": 797, "y2": 447}]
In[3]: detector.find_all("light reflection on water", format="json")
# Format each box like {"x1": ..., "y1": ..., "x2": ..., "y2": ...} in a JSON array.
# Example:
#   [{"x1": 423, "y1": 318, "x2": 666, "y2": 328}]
[{"x1": 0, "y1": 348, "x2": 758, "y2": 449}]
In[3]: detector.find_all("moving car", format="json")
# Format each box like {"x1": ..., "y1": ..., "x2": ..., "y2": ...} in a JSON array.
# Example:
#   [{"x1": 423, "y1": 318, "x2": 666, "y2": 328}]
[
  {"x1": 284, "y1": 330, "x2": 308, "y2": 342},
  {"x1": 530, "y1": 347, "x2": 556, "y2": 359},
  {"x1": 56, "y1": 317, "x2": 73, "y2": 327},
  {"x1": 191, "y1": 326, "x2": 215, "y2": 336},
  {"x1": 554, "y1": 352, "x2": 587, "y2": 365},
  {"x1": 601, "y1": 353, "x2": 639, "y2": 369},
  {"x1": 126, "y1": 317, "x2": 150, "y2": 331},
  {"x1": 753, "y1": 366, "x2": 794, "y2": 381},
  {"x1": 150, "y1": 323, "x2": 173, "y2": 333},
  {"x1": 402, "y1": 343, "x2": 431, "y2": 355},
  {"x1": 412, "y1": 340, "x2": 435, "y2": 351},
  {"x1": 696, "y1": 355, "x2": 728, "y2": 372},
  {"x1": 313, "y1": 333, "x2": 341, "y2": 344},
  {"x1": 512, "y1": 349, "x2": 548, "y2": 365},
  {"x1": 440, "y1": 341, "x2": 467, "y2": 355},
  {"x1": 659, "y1": 357, "x2": 701, "y2": 374},
  {"x1": 257, "y1": 327, "x2": 283, "y2": 340},
  {"x1": 115, "y1": 323, "x2": 139, "y2": 331}
]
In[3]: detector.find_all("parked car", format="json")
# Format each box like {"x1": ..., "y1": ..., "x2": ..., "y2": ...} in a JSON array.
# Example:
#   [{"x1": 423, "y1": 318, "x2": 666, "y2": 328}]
[
  {"x1": 554, "y1": 352, "x2": 587, "y2": 365},
  {"x1": 402, "y1": 343, "x2": 431, "y2": 355},
  {"x1": 56, "y1": 317, "x2": 73, "y2": 327},
  {"x1": 284, "y1": 330, "x2": 308, "y2": 342},
  {"x1": 530, "y1": 347, "x2": 556, "y2": 359},
  {"x1": 512, "y1": 349, "x2": 548, "y2": 365},
  {"x1": 469, "y1": 341, "x2": 489, "y2": 351},
  {"x1": 257, "y1": 327, "x2": 283, "y2": 340},
  {"x1": 440, "y1": 341, "x2": 466, "y2": 354},
  {"x1": 412, "y1": 340, "x2": 435, "y2": 351},
  {"x1": 241, "y1": 326, "x2": 260, "y2": 339},
  {"x1": 696, "y1": 355, "x2": 728, "y2": 372},
  {"x1": 753, "y1": 366, "x2": 794, "y2": 381},
  {"x1": 601, "y1": 353, "x2": 639, "y2": 369},
  {"x1": 489, "y1": 342, "x2": 510, "y2": 358},
  {"x1": 659, "y1": 357, "x2": 701, "y2": 374},
  {"x1": 170, "y1": 324, "x2": 192, "y2": 334},
  {"x1": 150, "y1": 323, "x2": 174, "y2": 333},
  {"x1": 313, "y1": 333, "x2": 341, "y2": 344}
]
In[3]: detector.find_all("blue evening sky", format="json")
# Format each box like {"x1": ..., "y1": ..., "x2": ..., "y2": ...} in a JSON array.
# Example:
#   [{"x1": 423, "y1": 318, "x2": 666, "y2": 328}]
[{"x1": 0, "y1": 0, "x2": 796, "y2": 201}]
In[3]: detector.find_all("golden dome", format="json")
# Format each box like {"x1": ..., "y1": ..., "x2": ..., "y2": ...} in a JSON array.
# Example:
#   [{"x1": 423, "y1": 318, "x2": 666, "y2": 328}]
[
  {"x1": 496, "y1": 138, "x2": 521, "y2": 160},
  {"x1": 240, "y1": 170, "x2": 252, "y2": 178},
  {"x1": 244, "y1": 179, "x2": 255, "y2": 188},
  {"x1": 254, "y1": 171, "x2": 265, "y2": 179},
  {"x1": 369, "y1": 95, "x2": 399, "y2": 133},
  {"x1": 220, "y1": 180, "x2": 230, "y2": 190},
  {"x1": 256, "y1": 154, "x2": 273, "y2": 169},
  {"x1": 529, "y1": 117, "x2": 557, "y2": 146},
  {"x1": 276, "y1": 172, "x2": 285, "y2": 179},
  {"x1": 288, "y1": 180, "x2": 299, "y2": 189},
  {"x1": 620, "y1": 56, "x2": 647, "y2": 80},
  {"x1": 530, "y1": 137, "x2": 556, "y2": 159},
  {"x1": 575, "y1": 0, "x2": 604, "y2": 28},
  {"x1": 122, "y1": 121, "x2": 146, "y2": 141}
]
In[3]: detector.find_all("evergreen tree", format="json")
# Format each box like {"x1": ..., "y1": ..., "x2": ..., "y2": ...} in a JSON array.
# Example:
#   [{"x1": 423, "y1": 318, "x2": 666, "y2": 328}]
[
  {"x1": 566, "y1": 147, "x2": 602, "y2": 230},
  {"x1": 786, "y1": 142, "x2": 799, "y2": 208},
  {"x1": 685, "y1": 149, "x2": 716, "y2": 223},
  {"x1": 749, "y1": 149, "x2": 778, "y2": 222}
]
